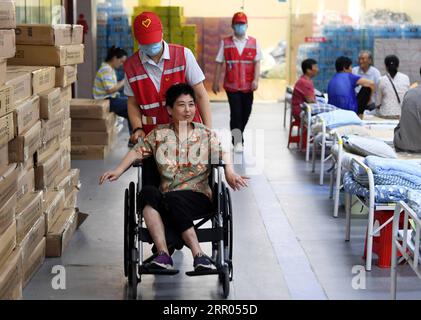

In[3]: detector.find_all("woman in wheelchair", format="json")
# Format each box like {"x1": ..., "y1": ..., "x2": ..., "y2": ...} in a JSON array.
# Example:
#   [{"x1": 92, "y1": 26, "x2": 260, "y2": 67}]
[{"x1": 100, "y1": 83, "x2": 248, "y2": 272}]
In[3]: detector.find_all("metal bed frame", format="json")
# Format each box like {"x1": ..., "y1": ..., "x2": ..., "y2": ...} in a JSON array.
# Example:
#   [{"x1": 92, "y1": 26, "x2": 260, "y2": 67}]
[{"x1": 391, "y1": 201, "x2": 421, "y2": 300}]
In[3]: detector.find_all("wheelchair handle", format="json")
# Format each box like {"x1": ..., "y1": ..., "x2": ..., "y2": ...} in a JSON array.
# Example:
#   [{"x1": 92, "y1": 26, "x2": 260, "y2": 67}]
[{"x1": 211, "y1": 160, "x2": 226, "y2": 168}]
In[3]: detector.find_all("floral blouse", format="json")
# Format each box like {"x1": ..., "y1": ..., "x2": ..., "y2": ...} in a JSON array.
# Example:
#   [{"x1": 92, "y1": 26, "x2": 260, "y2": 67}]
[{"x1": 134, "y1": 122, "x2": 224, "y2": 199}]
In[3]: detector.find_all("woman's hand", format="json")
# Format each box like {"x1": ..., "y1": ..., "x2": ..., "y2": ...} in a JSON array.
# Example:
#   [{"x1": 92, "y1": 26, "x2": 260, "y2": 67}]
[
  {"x1": 99, "y1": 168, "x2": 123, "y2": 185},
  {"x1": 130, "y1": 129, "x2": 145, "y2": 144},
  {"x1": 225, "y1": 170, "x2": 249, "y2": 191}
]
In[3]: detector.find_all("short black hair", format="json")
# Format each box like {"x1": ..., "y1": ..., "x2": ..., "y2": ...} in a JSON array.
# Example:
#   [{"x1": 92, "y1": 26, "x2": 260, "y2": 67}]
[
  {"x1": 301, "y1": 59, "x2": 317, "y2": 74},
  {"x1": 385, "y1": 55, "x2": 400, "y2": 78},
  {"x1": 165, "y1": 83, "x2": 196, "y2": 108},
  {"x1": 106, "y1": 46, "x2": 127, "y2": 62},
  {"x1": 335, "y1": 56, "x2": 353, "y2": 72}
]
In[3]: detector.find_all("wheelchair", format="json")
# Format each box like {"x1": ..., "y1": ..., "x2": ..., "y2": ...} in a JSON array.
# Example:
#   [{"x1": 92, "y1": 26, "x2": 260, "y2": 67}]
[{"x1": 123, "y1": 159, "x2": 234, "y2": 300}]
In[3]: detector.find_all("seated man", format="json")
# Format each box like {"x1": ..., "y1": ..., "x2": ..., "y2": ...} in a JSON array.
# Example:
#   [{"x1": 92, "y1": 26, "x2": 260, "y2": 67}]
[
  {"x1": 291, "y1": 58, "x2": 318, "y2": 121},
  {"x1": 328, "y1": 56, "x2": 375, "y2": 117},
  {"x1": 394, "y1": 80, "x2": 421, "y2": 153},
  {"x1": 99, "y1": 83, "x2": 249, "y2": 271}
]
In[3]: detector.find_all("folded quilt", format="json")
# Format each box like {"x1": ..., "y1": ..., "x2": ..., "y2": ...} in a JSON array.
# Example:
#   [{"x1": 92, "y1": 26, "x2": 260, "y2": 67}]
[{"x1": 315, "y1": 109, "x2": 363, "y2": 130}]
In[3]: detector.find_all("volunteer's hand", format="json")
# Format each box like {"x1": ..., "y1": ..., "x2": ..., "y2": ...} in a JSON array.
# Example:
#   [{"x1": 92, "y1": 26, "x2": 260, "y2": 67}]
[
  {"x1": 130, "y1": 129, "x2": 145, "y2": 144},
  {"x1": 252, "y1": 80, "x2": 259, "y2": 91},
  {"x1": 212, "y1": 82, "x2": 220, "y2": 95},
  {"x1": 225, "y1": 171, "x2": 249, "y2": 191},
  {"x1": 99, "y1": 168, "x2": 123, "y2": 185}
]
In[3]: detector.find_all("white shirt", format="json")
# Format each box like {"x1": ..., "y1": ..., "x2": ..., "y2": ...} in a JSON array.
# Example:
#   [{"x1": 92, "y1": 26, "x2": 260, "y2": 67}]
[
  {"x1": 352, "y1": 65, "x2": 381, "y2": 105},
  {"x1": 215, "y1": 35, "x2": 262, "y2": 63},
  {"x1": 124, "y1": 41, "x2": 205, "y2": 96},
  {"x1": 376, "y1": 72, "x2": 410, "y2": 117}
]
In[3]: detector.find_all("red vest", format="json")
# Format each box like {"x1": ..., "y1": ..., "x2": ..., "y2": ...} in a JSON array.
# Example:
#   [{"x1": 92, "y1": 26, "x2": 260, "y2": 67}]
[
  {"x1": 223, "y1": 36, "x2": 257, "y2": 93},
  {"x1": 124, "y1": 44, "x2": 202, "y2": 134}
]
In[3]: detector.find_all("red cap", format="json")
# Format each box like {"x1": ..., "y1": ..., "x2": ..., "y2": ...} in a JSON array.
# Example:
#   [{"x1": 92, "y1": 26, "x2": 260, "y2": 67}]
[
  {"x1": 133, "y1": 12, "x2": 163, "y2": 45},
  {"x1": 232, "y1": 12, "x2": 247, "y2": 24}
]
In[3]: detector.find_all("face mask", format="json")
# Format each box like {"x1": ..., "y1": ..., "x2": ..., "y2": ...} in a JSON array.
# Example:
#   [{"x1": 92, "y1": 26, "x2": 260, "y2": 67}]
[
  {"x1": 140, "y1": 41, "x2": 163, "y2": 57},
  {"x1": 233, "y1": 24, "x2": 247, "y2": 36}
]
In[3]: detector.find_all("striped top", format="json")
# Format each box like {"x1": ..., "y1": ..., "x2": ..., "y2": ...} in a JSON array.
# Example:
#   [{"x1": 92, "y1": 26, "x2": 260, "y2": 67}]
[{"x1": 93, "y1": 62, "x2": 118, "y2": 99}]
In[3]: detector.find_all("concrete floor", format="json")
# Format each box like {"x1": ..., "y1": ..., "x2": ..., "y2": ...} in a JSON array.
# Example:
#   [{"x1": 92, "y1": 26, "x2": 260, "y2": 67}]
[{"x1": 24, "y1": 101, "x2": 421, "y2": 300}]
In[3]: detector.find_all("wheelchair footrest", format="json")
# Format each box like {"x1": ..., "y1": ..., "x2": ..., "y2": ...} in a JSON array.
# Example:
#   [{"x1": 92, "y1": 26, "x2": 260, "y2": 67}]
[
  {"x1": 185, "y1": 269, "x2": 220, "y2": 277},
  {"x1": 139, "y1": 265, "x2": 180, "y2": 275}
]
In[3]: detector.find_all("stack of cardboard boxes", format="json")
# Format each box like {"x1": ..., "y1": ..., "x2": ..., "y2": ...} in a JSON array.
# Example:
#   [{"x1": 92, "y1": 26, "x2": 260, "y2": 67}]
[
  {"x1": 0, "y1": 0, "x2": 22, "y2": 300},
  {"x1": 70, "y1": 99, "x2": 117, "y2": 160},
  {"x1": 132, "y1": 5, "x2": 198, "y2": 58},
  {"x1": 0, "y1": 19, "x2": 84, "y2": 299}
]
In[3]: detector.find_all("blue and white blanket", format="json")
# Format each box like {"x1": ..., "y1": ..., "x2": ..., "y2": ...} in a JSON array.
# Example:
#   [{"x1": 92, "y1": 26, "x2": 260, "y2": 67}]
[{"x1": 343, "y1": 172, "x2": 410, "y2": 203}]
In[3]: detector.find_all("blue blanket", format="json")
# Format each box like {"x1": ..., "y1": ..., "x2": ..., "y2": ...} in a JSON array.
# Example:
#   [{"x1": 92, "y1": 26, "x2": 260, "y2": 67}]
[
  {"x1": 315, "y1": 109, "x2": 363, "y2": 129},
  {"x1": 365, "y1": 156, "x2": 421, "y2": 188}
]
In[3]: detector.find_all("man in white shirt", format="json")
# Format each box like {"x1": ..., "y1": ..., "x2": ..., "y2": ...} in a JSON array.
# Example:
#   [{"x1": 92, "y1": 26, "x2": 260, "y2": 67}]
[
  {"x1": 212, "y1": 12, "x2": 262, "y2": 153},
  {"x1": 352, "y1": 50, "x2": 381, "y2": 111}
]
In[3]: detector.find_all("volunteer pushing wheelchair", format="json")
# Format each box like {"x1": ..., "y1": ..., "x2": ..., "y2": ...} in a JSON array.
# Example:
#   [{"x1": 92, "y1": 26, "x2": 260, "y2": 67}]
[{"x1": 99, "y1": 83, "x2": 248, "y2": 298}]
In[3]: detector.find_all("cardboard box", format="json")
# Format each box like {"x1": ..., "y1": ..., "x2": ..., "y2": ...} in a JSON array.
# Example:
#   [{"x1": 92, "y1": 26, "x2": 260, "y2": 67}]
[
  {"x1": 23, "y1": 237, "x2": 45, "y2": 288},
  {"x1": 15, "y1": 24, "x2": 72, "y2": 46},
  {"x1": 39, "y1": 87, "x2": 61, "y2": 120},
  {"x1": 70, "y1": 99, "x2": 110, "y2": 119},
  {"x1": 59, "y1": 145, "x2": 71, "y2": 173},
  {"x1": 36, "y1": 136, "x2": 59, "y2": 165},
  {"x1": 0, "y1": 191, "x2": 15, "y2": 237},
  {"x1": 0, "y1": 1, "x2": 16, "y2": 29},
  {"x1": 0, "y1": 30, "x2": 15, "y2": 59},
  {"x1": 5, "y1": 71, "x2": 31, "y2": 104},
  {"x1": 64, "y1": 189, "x2": 78, "y2": 209},
  {"x1": 0, "y1": 221, "x2": 16, "y2": 268},
  {"x1": 72, "y1": 25, "x2": 83, "y2": 44},
  {"x1": 41, "y1": 109, "x2": 64, "y2": 144},
  {"x1": 19, "y1": 154, "x2": 34, "y2": 173},
  {"x1": 13, "y1": 95, "x2": 40, "y2": 136},
  {"x1": 0, "y1": 248, "x2": 22, "y2": 300},
  {"x1": 61, "y1": 85, "x2": 72, "y2": 102},
  {"x1": 60, "y1": 118, "x2": 71, "y2": 142},
  {"x1": 8, "y1": 120, "x2": 41, "y2": 163},
  {"x1": 70, "y1": 169, "x2": 80, "y2": 189},
  {"x1": 10, "y1": 44, "x2": 85, "y2": 67},
  {"x1": 16, "y1": 167, "x2": 34, "y2": 202},
  {"x1": 0, "y1": 143, "x2": 7, "y2": 171},
  {"x1": 20, "y1": 215, "x2": 45, "y2": 266},
  {"x1": 62, "y1": 99, "x2": 70, "y2": 120},
  {"x1": 0, "y1": 112, "x2": 14, "y2": 146},
  {"x1": 55, "y1": 65, "x2": 77, "y2": 87},
  {"x1": 43, "y1": 190, "x2": 65, "y2": 233},
  {"x1": 7, "y1": 66, "x2": 55, "y2": 95},
  {"x1": 15, "y1": 191, "x2": 43, "y2": 244},
  {"x1": 46, "y1": 208, "x2": 77, "y2": 257},
  {"x1": 0, "y1": 165, "x2": 17, "y2": 211},
  {"x1": 0, "y1": 85, "x2": 14, "y2": 118},
  {"x1": 53, "y1": 171, "x2": 72, "y2": 200},
  {"x1": 35, "y1": 151, "x2": 61, "y2": 190},
  {"x1": 71, "y1": 129, "x2": 113, "y2": 146},
  {"x1": 71, "y1": 112, "x2": 116, "y2": 132},
  {"x1": 71, "y1": 144, "x2": 110, "y2": 160}
]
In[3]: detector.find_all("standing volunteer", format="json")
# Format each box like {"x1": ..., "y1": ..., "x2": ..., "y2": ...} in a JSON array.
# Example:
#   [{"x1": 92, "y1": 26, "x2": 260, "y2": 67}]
[
  {"x1": 212, "y1": 12, "x2": 262, "y2": 153},
  {"x1": 124, "y1": 11, "x2": 212, "y2": 186}
]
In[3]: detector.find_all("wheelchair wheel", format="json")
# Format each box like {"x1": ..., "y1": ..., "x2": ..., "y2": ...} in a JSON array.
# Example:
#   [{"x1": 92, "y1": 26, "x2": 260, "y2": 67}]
[
  {"x1": 127, "y1": 182, "x2": 138, "y2": 300},
  {"x1": 221, "y1": 265, "x2": 230, "y2": 299},
  {"x1": 124, "y1": 189, "x2": 129, "y2": 278},
  {"x1": 224, "y1": 186, "x2": 234, "y2": 280}
]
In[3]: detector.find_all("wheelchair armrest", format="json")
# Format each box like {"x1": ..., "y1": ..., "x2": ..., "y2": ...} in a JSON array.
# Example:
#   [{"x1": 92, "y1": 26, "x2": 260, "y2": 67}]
[{"x1": 132, "y1": 159, "x2": 143, "y2": 168}]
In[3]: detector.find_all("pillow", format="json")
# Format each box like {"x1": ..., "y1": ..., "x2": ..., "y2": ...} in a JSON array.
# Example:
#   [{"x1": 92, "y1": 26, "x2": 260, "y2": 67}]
[
  {"x1": 343, "y1": 135, "x2": 398, "y2": 159},
  {"x1": 315, "y1": 109, "x2": 363, "y2": 129}
]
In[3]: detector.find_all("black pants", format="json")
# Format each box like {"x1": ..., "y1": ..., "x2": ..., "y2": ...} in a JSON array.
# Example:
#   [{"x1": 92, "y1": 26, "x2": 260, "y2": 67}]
[
  {"x1": 141, "y1": 157, "x2": 161, "y2": 188},
  {"x1": 106, "y1": 97, "x2": 132, "y2": 134},
  {"x1": 141, "y1": 186, "x2": 213, "y2": 234},
  {"x1": 357, "y1": 87, "x2": 372, "y2": 115},
  {"x1": 226, "y1": 91, "x2": 254, "y2": 145}
]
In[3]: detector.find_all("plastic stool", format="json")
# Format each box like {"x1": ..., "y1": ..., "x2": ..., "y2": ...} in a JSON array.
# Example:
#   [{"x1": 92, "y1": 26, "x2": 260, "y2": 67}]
[
  {"x1": 363, "y1": 210, "x2": 405, "y2": 268},
  {"x1": 288, "y1": 118, "x2": 301, "y2": 148}
]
